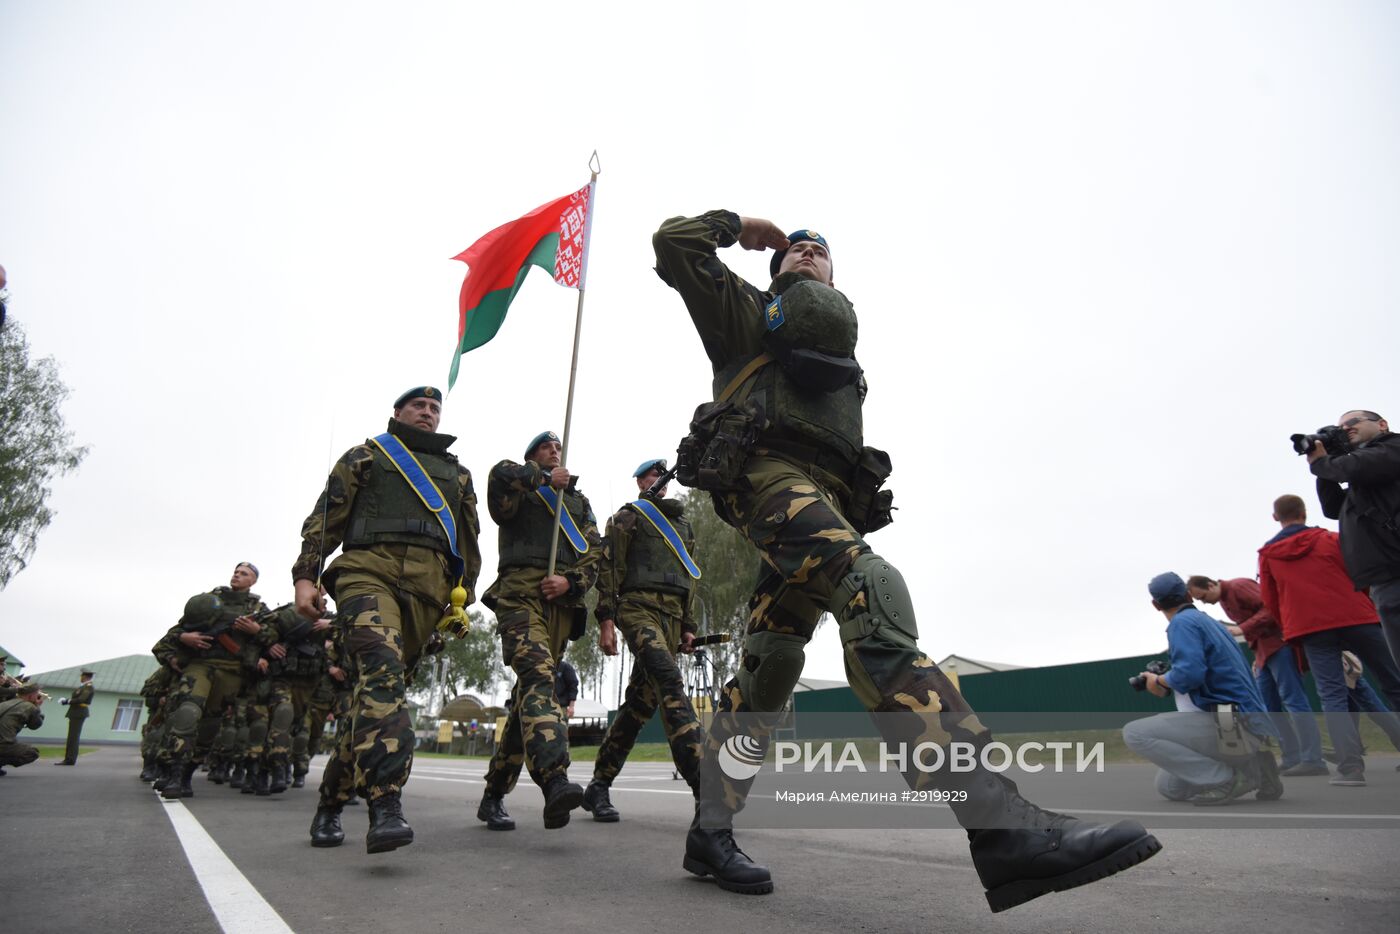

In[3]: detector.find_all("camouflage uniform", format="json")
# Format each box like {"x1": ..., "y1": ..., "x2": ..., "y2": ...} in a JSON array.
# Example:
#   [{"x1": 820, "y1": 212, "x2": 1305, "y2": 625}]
[
  {"x1": 655, "y1": 212, "x2": 1161, "y2": 909},
  {"x1": 155, "y1": 586, "x2": 270, "y2": 766},
  {"x1": 301, "y1": 667, "x2": 338, "y2": 762},
  {"x1": 592, "y1": 497, "x2": 704, "y2": 792},
  {"x1": 294, "y1": 417, "x2": 481, "y2": 806},
  {"x1": 0, "y1": 696, "x2": 44, "y2": 769},
  {"x1": 262, "y1": 606, "x2": 331, "y2": 783},
  {"x1": 481, "y1": 459, "x2": 602, "y2": 797}
]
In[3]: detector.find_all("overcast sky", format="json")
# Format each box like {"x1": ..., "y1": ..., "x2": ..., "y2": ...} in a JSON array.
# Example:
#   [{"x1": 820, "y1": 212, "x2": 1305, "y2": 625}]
[{"x1": 2, "y1": 2, "x2": 1398, "y2": 701}]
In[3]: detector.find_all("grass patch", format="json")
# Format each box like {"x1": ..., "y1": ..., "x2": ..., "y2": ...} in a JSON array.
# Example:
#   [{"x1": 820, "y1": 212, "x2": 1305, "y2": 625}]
[{"x1": 34, "y1": 746, "x2": 97, "y2": 759}]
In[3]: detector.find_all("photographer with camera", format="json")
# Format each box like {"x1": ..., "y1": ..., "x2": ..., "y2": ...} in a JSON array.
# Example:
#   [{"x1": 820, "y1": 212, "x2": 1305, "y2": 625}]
[
  {"x1": 1304, "y1": 410, "x2": 1400, "y2": 669},
  {"x1": 1122, "y1": 573, "x2": 1282, "y2": 805}
]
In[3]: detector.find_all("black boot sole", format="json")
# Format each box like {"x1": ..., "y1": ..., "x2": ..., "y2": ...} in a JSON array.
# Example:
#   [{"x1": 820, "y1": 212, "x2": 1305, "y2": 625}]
[
  {"x1": 365, "y1": 827, "x2": 414, "y2": 854},
  {"x1": 543, "y1": 785, "x2": 583, "y2": 829},
  {"x1": 681, "y1": 856, "x2": 775, "y2": 895},
  {"x1": 984, "y1": 832, "x2": 1163, "y2": 913},
  {"x1": 580, "y1": 796, "x2": 621, "y2": 822},
  {"x1": 310, "y1": 836, "x2": 345, "y2": 848}
]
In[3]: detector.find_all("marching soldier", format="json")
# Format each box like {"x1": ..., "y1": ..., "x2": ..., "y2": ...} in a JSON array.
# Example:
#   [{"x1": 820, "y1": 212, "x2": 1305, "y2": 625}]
[
  {"x1": 153, "y1": 562, "x2": 272, "y2": 799},
  {"x1": 295, "y1": 386, "x2": 481, "y2": 853},
  {"x1": 476, "y1": 431, "x2": 602, "y2": 831},
  {"x1": 581, "y1": 458, "x2": 705, "y2": 821},
  {"x1": 653, "y1": 211, "x2": 1161, "y2": 909},
  {"x1": 54, "y1": 669, "x2": 95, "y2": 765},
  {"x1": 261, "y1": 605, "x2": 333, "y2": 791}
]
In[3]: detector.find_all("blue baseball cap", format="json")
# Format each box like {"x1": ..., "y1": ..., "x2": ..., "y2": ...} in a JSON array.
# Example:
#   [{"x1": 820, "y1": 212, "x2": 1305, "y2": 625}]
[{"x1": 1148, "y1": 572, "x2": 1188, "y2": 603}]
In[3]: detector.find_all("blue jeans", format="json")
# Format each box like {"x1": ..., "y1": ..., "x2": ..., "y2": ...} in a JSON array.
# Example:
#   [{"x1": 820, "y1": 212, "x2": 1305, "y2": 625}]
[
  {"x1": 1349, "y1": 673, "x2": 1400, "y2": 752},
  {"x1": 1369, "y1": 578, "x2": 1400, "y2": 672},
  {"x1": 1256, "y1": 649, "x2": 1323, "y2": 768},
  {"x1": 1298, "y1": 623, "x2": 1400, "y2": 775}
]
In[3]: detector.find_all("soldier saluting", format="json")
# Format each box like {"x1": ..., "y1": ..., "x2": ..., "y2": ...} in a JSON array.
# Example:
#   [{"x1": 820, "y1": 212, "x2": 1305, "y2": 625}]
[
  {"x1": 653, "y1": 211, "x2": 1161, "y2": 910},
  {"x1": 294, "y1": 386, "x2": 482, "y2": 853}
]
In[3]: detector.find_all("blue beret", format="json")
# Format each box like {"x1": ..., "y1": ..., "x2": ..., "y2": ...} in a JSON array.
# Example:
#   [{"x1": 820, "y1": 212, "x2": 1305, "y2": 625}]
[
  {"x1": 394, "y1": 386, "x2": 442, "y2": 409},
  {"x1": 1148, "y1": 572, "x2": 1188, "y2": 603},
  {"x1": 525, "y1": 431, "x2": 561, "y2": 460},
  {"x1": 769, "y1": 229, "x2": 830, "y2": 278},
  {"x1": 633, "y1": 458, "x2": 667, "y2": 478}
]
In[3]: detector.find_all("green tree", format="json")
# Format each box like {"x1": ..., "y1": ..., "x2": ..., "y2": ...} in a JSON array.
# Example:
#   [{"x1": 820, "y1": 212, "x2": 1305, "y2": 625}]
[
  {"x1": 0, "y1": 319, "x2": 87, "y2": 589},
  {"x1": 566, "y1": 588, "x2": 605, "y2": 699},
  {"x1": 416, "y1": 609, "x2": 505, "y2": 711}
]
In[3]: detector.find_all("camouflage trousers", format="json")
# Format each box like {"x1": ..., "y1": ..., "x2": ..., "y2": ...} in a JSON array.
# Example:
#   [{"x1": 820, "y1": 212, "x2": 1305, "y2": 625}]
[
  {"x1": 140, "y1": 701, "x2": 167, "y2": 760},
  {"x1": 483, "y1": 596, "x2": 573, "y2": 796},
  {"x1": 298, "y1": 676, "x2": 337, "y2": 771},
  {"x1": 317, "y1": 573, "x2": 439, "y2": 805},
  {"x1": 593, "y1": 601, "x2": 703, "y2": 791},
  {"x1": 267, "y1": 677, "x2": 316, "y2": 768},
  {"x1": 163, "y1": 659, "x2": 247, "y2": 762},
  {"x1": 700, "y1": 455, "x2": 988, "y2": 823}
]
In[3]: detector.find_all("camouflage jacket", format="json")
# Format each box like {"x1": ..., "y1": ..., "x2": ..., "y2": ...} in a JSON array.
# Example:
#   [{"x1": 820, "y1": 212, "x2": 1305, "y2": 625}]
[
  {"x1": 151, "y1": 586, "x2": 272, "y2": 669},
  {"x1": 0, "y1": 698, "x2": 44, "y2": 743},
  {"x1": 292, "y1": 418, "x2": 482, "y2": 608},
  {"x1": 482, "y1": 459, "x2": 601, "y2": 609},
  {"x1": 596, "y1": 500, "x2": 696, "y2": 635}
]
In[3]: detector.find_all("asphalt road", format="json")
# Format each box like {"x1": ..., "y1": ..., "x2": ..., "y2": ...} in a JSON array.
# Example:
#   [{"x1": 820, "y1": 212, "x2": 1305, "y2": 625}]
[{"x1": 7, "y1": 747, "x2": 1398, "y2": 934}]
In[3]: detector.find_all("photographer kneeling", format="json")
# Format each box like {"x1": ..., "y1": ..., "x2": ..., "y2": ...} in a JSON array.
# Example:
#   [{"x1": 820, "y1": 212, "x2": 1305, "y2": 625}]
[{"x1": 1123, "y1": 573, "x2": 1282, "y2": 806}]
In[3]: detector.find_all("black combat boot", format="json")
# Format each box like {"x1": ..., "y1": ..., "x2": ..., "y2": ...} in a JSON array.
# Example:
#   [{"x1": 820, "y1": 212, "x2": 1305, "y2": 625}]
[
  {"x1": 229, "y1": 760, "x2": 246, "y2": 789},
  {"x1": 476, "y1": 793, "x2": 515, "y2": 831},
  {"x1": 162, "y1": 757, "x2": 196, "y2": 800},
  {"x1": 268, "y1": 757, "x2": 289, "y2": 794},
  {"x1": 292, "y1": 764, "x2": 308, "y2": 789},
  {"x1": 366, "y1": 792, "x2": 414, "y2": 853},
  {"x1": 581, "y1": 780, "x2": 620, "y2": 822},
  {"x1": 541, "y1": 774, "x2": 584, "y2": 829},
  {"x1": 683, "y1": 805, "x2": 773, "y2": 895},
  {"x1": 952, "y1": 768, "x2": 1161, "y2": 912},
  {"x1": 139, "y1": 755, "x2": 158, "y2": 783},
  {"x1": 208, "y1": 759, "x2": 227, "y2": 784},
  {"x1": 309, "y1": 805, "x2": 345, "y2": 848},
  {"x1": 240, "y1": 758, "x2": 258, "y2": 794},
  {"x1": 254, "y1": 761, "x2": 271, "y2": 796},
  {"x1": 152, "y1": 758, "x2": 174, "y2": 791}
]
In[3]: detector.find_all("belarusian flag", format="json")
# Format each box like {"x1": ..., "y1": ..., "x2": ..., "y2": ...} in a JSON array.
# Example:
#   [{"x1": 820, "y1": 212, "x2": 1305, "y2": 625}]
[{"x1": 448, "y1": 183, "x2": 593, "y2": 388}]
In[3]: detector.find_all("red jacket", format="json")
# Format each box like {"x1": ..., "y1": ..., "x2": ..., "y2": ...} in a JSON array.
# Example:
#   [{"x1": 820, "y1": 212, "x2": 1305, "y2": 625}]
[
  {"x1": 1216, "y1": 578, "x2": 1285, "y2": 667},
  {"x1": 1258, "y1": 526, "x2": 1379, "y2": 641}
]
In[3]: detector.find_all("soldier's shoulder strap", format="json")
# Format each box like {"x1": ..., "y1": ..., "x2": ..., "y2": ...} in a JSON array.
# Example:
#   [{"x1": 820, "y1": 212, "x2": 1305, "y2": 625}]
[
  {"x1": 626, "y1": 499, "x2": 701, "y2": 580},
  {"x1": 369, "y1": 432, "x2": 465, "y2": 578}
]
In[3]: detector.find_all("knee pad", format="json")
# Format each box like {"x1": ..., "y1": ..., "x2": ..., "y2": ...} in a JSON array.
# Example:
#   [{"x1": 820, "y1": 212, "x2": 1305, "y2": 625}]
[
  {"x1": 828, "y1": 552, "x2": 919, "y2": 647},
  {"x1": 737, "y1": 630, "x2": 808, "y2": 712}
]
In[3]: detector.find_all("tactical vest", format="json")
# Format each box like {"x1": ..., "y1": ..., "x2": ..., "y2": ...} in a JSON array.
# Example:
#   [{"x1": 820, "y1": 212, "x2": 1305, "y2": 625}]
[
  {"x1": 621, "y1": 505, "x2": 695, "y2": 598},
  {"x1": 498, "y1": 486, "x2": 589, "y2": 572},
  {"x1": 344, "y1": 445, "x2": 458, "y2": 554},
  {"x1": 202, "y1": 587, "x2": 265, "y2": 662},
  {"x1": 716, "y1": 358, "x2": 864, "y2": 476}
]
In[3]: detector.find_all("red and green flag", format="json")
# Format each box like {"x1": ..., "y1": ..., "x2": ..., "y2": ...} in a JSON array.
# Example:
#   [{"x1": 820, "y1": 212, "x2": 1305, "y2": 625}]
[{"x1": 448, "y1": 183, "x2": 593, "y2": 388}]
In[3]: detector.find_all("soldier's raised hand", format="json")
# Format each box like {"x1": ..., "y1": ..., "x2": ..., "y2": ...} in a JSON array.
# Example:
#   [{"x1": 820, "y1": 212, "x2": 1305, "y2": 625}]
[
  {"x1": 549, "y1": 466, "x2": 571, "y2": 490},
  {"x1": 738, "y1": 217, "x2": 790, "y2": 253}
]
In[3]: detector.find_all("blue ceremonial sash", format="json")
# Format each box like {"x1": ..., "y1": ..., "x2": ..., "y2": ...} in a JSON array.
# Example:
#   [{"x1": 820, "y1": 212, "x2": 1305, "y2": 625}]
[
  {"x1": 536, "y1": 486, "x2": 589, "y2": 554},
  {"x1": 370, "y1": 433, "x2": 465, "y2": 578},
  {"x1": 627, "y1": 499, "x2": 702, "y2": 580}
]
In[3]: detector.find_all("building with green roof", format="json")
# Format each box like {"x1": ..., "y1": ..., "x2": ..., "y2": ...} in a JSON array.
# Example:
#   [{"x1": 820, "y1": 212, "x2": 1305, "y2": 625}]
[
  {"x1": 1, "y1": 645, "x2": 25, "y2": 679},
  {"x1": 23, "y1": 654, "x2": 160, "y2": 746}
]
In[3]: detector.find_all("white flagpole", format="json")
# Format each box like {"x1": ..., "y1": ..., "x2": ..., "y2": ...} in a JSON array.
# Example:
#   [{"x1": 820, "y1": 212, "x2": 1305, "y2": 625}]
[{"x1": 546, "y1": 152, "x2": 600, "y2": 578}]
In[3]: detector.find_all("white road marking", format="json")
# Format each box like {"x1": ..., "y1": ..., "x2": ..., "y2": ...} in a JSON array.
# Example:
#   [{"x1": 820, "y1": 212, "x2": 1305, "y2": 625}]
[{"x1": 158, "y1": 797, "x2": 295, "y2": 934}]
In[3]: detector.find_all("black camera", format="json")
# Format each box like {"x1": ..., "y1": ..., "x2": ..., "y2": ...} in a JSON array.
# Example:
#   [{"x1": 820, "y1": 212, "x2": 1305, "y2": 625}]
[
  {"x1": 1290, "y1": 424, "x2": 1351, "y2": 457},
  {"x1": 1129, "y1": 659, "x2": 1170, "y2": 692}
]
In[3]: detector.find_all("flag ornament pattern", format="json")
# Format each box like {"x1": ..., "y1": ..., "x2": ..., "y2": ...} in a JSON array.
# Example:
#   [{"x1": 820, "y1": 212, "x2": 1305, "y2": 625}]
[{"x1": 449, "y1": 183, "x2": 592, "y2": 387}]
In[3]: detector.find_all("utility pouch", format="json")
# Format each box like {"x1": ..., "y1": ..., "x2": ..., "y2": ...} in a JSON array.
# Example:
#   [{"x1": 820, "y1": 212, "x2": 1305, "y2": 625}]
[
  {"x1": 675, "y1": 398, "x2": 767, "y2": 492},
  {"x1": 848, "y1": 445, "x2": 895, "y2": 534}
]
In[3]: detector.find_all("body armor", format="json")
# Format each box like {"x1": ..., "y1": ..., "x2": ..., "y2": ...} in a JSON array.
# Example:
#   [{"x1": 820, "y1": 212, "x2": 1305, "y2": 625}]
[
  {"x1": 344, "y1": 446, "x2": 458, "y2": 554},
  {"x1": 621, "y1": 502, "x2": 695, "y2": 598},
  {"x1": 497, "y1": 486, "x2": 590, "y2": 572}
]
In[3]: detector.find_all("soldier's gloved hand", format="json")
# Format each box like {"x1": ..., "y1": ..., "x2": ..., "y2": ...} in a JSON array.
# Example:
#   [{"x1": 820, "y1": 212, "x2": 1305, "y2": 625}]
[
  {"x1": 738, "y1": 217, "x2": 790, "y2": 253},
  {"x1": 598, "y1": 619, "x2": 619, "y2": 656},
  {"x1": 295, "y1": 579, "x2": 325, "y2": 619},
  {"x1": 549, "y1": 466, "x2": 572, "y2": 490}
]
